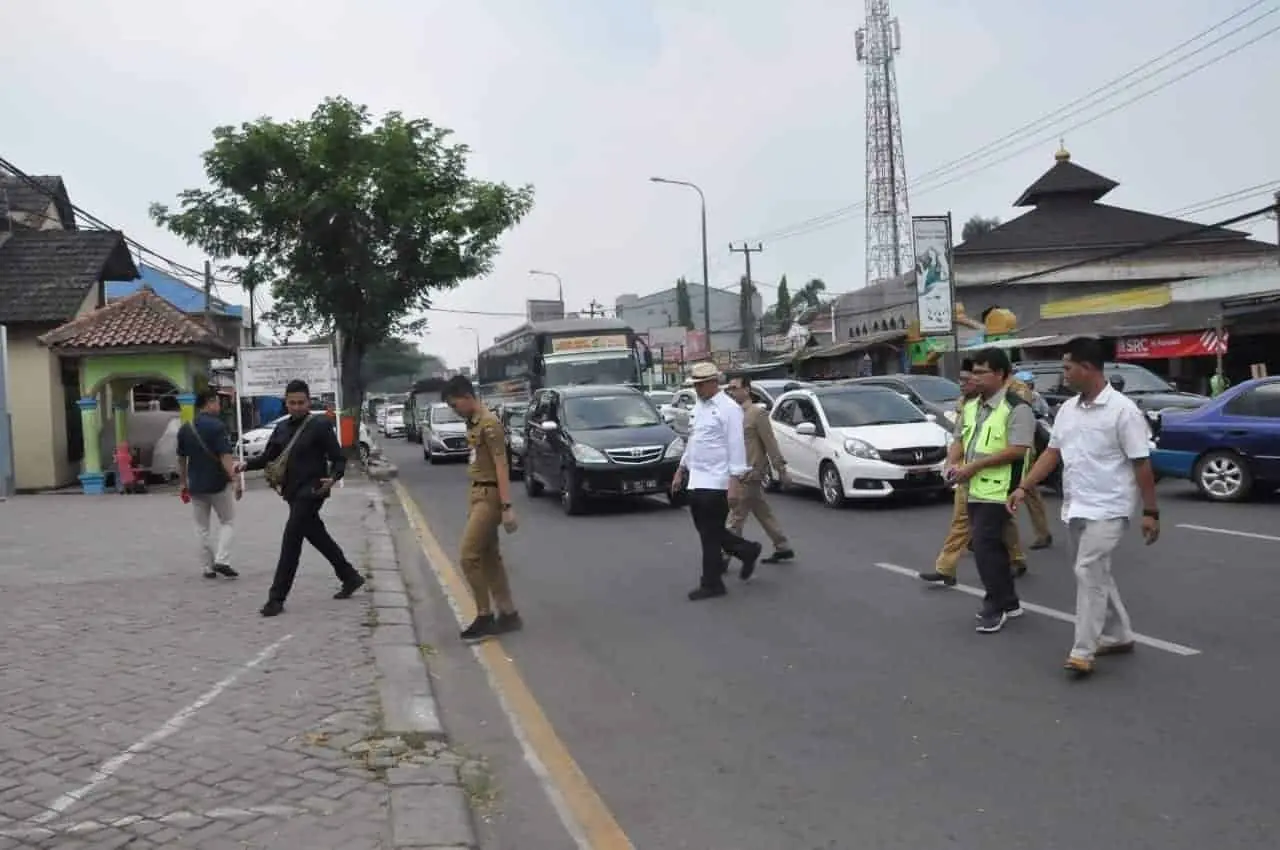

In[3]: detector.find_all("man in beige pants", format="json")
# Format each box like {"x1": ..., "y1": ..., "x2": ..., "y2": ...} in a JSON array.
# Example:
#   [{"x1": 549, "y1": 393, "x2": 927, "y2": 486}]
[
  {"x1": 177, "y1": 390, "x2": 244, "y2": 579},
  {"x1": 725, "y1": 376, "x2": 795, "y2": 563}
]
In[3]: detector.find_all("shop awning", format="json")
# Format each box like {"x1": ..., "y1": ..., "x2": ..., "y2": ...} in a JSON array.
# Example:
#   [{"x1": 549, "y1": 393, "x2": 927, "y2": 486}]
[
  {"x1": 1222, "y1": 288, "x2": 1280, "y2": 319},
  {"x1": 799, "y1": 330, "x2": 905, "y2": 361}
]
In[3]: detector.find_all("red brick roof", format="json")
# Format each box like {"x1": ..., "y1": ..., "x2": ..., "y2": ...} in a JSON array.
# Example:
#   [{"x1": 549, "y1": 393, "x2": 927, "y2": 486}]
[{"x1": 38, "y1": 287, "x2": 233, "y2": 353}]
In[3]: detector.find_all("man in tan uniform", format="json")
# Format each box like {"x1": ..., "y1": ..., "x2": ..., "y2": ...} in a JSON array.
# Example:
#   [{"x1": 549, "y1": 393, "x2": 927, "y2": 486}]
[
  {"x1": 725, "y1": 376, "x2": 795, "y2": 562},
  {"x1": 919, "y1": 361, "x2": 1027, "y2": 587},
  {"x1": 442, "y1": 375, "x2": 521, "y2": 641},
  {"x1": 1008, "y1": 372, "x2": 1053, "y2": 549}
]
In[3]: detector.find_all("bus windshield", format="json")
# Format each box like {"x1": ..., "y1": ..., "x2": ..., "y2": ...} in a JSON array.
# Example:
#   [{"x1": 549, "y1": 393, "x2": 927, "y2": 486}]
[{"x1": 543, "y1": 352, "x2": 639, "y2": 387}]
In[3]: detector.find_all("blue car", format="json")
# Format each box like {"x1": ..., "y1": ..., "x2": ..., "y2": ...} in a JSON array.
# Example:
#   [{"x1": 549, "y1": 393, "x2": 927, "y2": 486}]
[{"x1": 1151, "y1": 377, "x2": 1280, "y2": 502}]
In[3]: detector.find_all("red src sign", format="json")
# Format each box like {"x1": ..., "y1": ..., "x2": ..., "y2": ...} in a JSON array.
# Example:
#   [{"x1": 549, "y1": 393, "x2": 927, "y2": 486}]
[{"x1": 1115, "y1": 330, "x2": 1229, "y2": 360}]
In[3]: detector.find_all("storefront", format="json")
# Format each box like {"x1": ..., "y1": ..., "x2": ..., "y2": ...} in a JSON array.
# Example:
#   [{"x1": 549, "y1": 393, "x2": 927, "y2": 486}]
[
  {"x1": 1113, "y1": 329, "x2": 1228, "y2": 394},
  {"x1": 1222, "y1": 289, "x2": 1280, "y2": 380}
]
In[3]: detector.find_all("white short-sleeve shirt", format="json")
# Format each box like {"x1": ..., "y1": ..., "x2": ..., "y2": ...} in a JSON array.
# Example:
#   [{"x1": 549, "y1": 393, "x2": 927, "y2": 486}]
[{"x1": 1048, "y1": 384, "x2": 1151, "y2": 522}]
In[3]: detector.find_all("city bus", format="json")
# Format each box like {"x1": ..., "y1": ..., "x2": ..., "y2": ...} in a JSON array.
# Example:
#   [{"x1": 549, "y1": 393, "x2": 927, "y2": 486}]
[{"x1": 476, "y1": 317, "x2": 652, "y2": 405}]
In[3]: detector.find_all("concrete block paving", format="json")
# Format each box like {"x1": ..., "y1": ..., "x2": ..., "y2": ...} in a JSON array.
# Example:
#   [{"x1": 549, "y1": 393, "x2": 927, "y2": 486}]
[{"x1": 0, "y1": 484, "x2": 475, "y2": 849}]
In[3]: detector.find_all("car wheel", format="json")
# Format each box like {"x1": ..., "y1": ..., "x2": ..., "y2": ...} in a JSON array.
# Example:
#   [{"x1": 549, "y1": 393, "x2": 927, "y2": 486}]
[
  {"x1": 560, "y1": 467, "x2": 587, "y2": 515},
  {"x1": 1194, "y1": 450, "x2": 1253, "y2": 502},
  {"x1": 819, "y1": 461, "x2": 846, "y2": 509},
  {"x1": 524, "y1": 466, "x2": 544, "y2": 497}
]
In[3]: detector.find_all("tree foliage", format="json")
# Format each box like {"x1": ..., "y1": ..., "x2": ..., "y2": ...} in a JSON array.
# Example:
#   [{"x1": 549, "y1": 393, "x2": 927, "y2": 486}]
[
  {"x1": 150, "y1": 96, "x2": 534, "y2": 409},
  {"x1": 774, "y1": 275, "x2": 792, "y2": 328},
  {"x1": 962, "y1": 215, "x2": 1001, "y2": 243},
  {"x1": 361, "y1": 338, "x2": 444, "y2": 392},
  {"x1": 738, "y1": 275, "x2": 757, "y2": 351},
  {"x1": 794, "y1": 277, "x2": 827, "y2": 311},
  {"x1": 674, "y1": 277, "x2": 694, "y2": 329}
]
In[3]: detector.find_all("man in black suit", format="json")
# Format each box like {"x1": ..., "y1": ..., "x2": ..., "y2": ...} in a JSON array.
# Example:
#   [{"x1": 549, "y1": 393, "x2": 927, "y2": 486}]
[{"x1": 260, "y1": 379, "x2": 364, "y2": 617}]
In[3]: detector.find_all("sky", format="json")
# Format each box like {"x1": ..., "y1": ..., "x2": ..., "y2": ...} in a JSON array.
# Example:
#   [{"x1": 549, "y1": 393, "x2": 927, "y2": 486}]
[{"x1": 2, "y1": 0, "x2": 1277, "y2": 369}]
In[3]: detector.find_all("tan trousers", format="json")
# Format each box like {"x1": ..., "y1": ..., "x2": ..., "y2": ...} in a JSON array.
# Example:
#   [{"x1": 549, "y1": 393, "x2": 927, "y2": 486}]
[
  {"x1": 934, "y1": 484, "x2": 1025, "y2": 577},
  {"x1": 727, "y1": 479, "x2": 789, "y2": 549},
  {"x1": 192, "y1": 488, "x2": 236, "y2": 569},
  {"x1": 1020, "y1": 480, "x2": 1052, "y2": 543},
  {"x1": 459, "y1": 486, "x2": 514, "y2": 615}
]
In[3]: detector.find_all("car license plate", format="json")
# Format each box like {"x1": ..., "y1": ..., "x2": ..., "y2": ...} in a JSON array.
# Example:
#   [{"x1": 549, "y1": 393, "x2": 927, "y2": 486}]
[
  {"x1": 906, "y1": 468, "x2": 934, "y2": 481},
  {"x1": 624, "y1": 480, "x2": 657, "y2": 493}
]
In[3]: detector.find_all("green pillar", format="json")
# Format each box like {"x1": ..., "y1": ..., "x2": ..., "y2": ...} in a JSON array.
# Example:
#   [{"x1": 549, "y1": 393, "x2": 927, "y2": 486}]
[
  {"x1": 178, "y1": 391, "x2": 196, "y2": 425},
  {"x1": 113, "y1": 401, "x2": 129, "y2": 446},
  {"x1": 77, "y1": 397, "x2": 106, "y2": 495}
]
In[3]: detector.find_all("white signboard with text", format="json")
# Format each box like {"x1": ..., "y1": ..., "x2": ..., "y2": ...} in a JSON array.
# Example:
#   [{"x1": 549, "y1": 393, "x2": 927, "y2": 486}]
[
  {"x1": 912, "y1": 216, "x2": 955, "y2": 335},
  {"x1": 238, "y1": 344, "x2": 335, "y2": 397}
]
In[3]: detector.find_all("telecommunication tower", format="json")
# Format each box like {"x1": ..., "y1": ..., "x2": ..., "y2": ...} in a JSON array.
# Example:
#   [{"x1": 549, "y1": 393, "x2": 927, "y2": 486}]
[{"x1": 855, "y1": 1, "x2": 911, "y2": 285}]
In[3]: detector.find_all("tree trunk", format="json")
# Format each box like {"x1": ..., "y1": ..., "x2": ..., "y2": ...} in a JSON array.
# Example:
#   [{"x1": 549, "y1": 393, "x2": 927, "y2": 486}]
[{"x1": 339, "y1": 334, "x2": 365, "y2": 417}]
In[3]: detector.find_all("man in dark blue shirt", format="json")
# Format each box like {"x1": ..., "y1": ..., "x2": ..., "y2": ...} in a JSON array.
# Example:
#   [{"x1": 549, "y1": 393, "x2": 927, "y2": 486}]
[
  {"x1": 177, "y1": 390, "x2": 243, "y2": 579},
  {"x1": 259, "y1": 379, "x2": 363, "y2": 617}
]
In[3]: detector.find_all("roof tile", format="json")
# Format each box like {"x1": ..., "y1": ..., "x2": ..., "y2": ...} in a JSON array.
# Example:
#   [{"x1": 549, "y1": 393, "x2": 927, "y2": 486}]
[
  {"x1": 38, "y1": 287, "x2": 232, "y2": 353},
  {"x1": 0, "y1": 229, "x2": 138, "y2": 323}
]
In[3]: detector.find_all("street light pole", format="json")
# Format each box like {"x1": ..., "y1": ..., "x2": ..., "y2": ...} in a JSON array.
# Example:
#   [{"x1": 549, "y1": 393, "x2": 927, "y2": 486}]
[
  {"x1": 459, "y1": 326, "x2": 481, "y2": 372},
  {"x1": 528, "y1": 269, "x2": 564, "y2": 305},
  {"x1": 650, "y1": 177, "x2": 712, "y2": 355}
]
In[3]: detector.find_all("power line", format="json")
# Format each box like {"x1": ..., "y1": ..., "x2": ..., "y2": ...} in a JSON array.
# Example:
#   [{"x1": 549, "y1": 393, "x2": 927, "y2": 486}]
[
  {"x1": 1163, "y1": 179, "x2": 1280, "y2": 217},
  {"x1": 0, "y1": 153, "x2": 240, "y2": 288},
  {"x1": 741, "y1": 6, "x2": 1280, "y2": 245}
]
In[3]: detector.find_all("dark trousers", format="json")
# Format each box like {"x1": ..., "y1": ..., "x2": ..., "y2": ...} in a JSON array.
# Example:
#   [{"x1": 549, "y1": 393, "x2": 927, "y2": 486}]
[
  {"x1": 969, "y1": 500, "x2": 1020, "y2": 613},
  {"x1": 269, "y1": 497, "x2": 360, "y2": 604},
  {"x1": 687, "y1": 488, "x2": 755, "y2": 589}
]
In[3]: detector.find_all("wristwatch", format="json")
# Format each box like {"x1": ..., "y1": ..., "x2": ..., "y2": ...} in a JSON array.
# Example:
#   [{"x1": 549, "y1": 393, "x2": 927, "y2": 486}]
[{"x1": 1143, "y1": 508, "x2": 1159, "y2": 519}]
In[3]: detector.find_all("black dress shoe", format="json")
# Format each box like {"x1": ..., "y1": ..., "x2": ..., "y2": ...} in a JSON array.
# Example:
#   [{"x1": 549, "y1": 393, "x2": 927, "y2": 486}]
[
  {"x1": 260, "y1": 601, "x2": 284, "y2": 617},
  {"x1": 688, "y1": 585, "x2": 727, "y2": 601},
  {"x1": 213, "y1": 563, "x2": 239, "y2": 578},
  {"x1": 495, "y1": 611, "x2": 524, "y2": 633},
  {"x1": 761, "y1": 549, "x2": 795, "y2": 564},
  {"x1": 334, "y1": 575, "x2": 366, "y2": 599},
  {"x1": 739, "y1": 542, "x2": 763, "y2": 581},
  {"x1": 461, "y1": 614, "x2": 496, "y2": 641}
]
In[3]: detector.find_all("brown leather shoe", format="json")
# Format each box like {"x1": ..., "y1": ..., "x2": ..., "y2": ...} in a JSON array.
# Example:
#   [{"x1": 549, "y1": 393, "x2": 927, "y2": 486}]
[{"x1": 1064, "y1": 656, "x2": 1093, "y2": 677}]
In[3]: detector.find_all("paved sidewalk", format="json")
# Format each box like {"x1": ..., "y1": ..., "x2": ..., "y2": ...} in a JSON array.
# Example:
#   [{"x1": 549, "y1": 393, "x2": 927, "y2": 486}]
[{"x1": 0, "y1": 481, "x2": 472, "y2": 850}]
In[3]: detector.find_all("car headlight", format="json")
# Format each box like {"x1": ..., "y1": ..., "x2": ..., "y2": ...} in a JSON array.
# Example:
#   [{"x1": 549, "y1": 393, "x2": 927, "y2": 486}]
[
  {"x1": 664, "y1": 437, "x2": 685, "y2": 459},
  {"x1": 571, "y1": 443, "x2": 609, "y2": 464},
  {"x1": 843, "y1": 437, "x2": 880, "y2": 460}
]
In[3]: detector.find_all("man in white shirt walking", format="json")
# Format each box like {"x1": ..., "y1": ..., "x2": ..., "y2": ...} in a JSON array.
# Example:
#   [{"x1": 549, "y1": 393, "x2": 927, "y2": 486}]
[
  {"x1": 1011, "y1": 338, "x2": 1160, "y2": 677},
  {"x1": 671, "y1": 363, "x2": 762, "y2": 600}
]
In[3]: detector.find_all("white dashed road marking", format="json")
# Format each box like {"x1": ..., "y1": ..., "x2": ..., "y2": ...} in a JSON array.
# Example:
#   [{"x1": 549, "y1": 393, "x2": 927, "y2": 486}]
[
  {"x1": 27, "y1": 634, "x2": 294, "y2": 826},
  {"x1": 1176, "y1": 523, "x2": 1280, "y2": 543},
  {"x1": 873, "y1": 562, "x2": 1201, "y2": 657}
]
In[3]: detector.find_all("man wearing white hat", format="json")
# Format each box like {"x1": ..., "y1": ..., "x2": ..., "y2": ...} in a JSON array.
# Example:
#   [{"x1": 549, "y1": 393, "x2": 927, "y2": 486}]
[{"x1": 671, "y1": 362, "x2": 762, "y2": 600}]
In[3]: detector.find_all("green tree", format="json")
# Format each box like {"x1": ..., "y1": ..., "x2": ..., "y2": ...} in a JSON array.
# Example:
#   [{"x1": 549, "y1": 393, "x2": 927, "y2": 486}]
[
  {"x1": 150, "y1": 96, "x2": 534, "y2": 411},
  {"x1": 962, "y1": 215, "x2": 1001, "y2": 243},
  {"x1": 774, "y1": 275, "x2": 793, "y2": 328},
  {"x1": 674, "y1": 277, "x2": 694, "y2": 329},
  {"x1": 738, "y1": 275, "x2": 757, "y2": 351},
  {"x1": 794, "y1": 277, "x2": 827, "y2": 310},
  {"x1": 360, "y1": 338, "x2": 444, "y2": 392}
]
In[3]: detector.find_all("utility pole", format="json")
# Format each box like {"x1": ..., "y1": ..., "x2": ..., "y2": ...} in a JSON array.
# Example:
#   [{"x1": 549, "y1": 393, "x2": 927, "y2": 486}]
[
  {"x1": 729, "y1": 242, "x2": 763, "y2": 353},
  {"x1": 203, "y1": 260, "x2": 213, "y2": 322},
  {"x1": 586, "y1": 299, "x2": 602, "y2": 318},
  {"x1": 1274, "y1": 191, "x2": 1280, "y2": 265}
]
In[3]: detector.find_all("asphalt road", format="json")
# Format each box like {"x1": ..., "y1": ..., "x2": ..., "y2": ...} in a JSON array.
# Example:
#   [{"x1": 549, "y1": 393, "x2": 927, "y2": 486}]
[{"x1": 385, "y1": 438, "x2": 1280, "y2": 850}]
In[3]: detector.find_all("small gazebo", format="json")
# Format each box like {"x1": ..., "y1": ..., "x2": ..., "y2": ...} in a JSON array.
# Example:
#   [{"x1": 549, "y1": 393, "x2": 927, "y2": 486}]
[{"x1": 38, "y1": 287, "x2": 234, "y2": 494}]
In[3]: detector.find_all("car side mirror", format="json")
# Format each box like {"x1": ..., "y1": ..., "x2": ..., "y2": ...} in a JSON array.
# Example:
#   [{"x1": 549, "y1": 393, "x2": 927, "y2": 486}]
[
  {"x1": 1109, "y1": 376, "x2": 1126, "y2": 392},
  {"x1": 795, "y1": 421, "x2": 817, "y2": 436},
  {"x1": 539, "y1": 420, "x2": 559, "y2": 432}
]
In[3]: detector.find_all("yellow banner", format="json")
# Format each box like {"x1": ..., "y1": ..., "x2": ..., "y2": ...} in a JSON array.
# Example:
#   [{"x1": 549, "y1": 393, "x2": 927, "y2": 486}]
[
  {"x1": 550, "y1": 334, "x2": 629, "y2": 353},
  {"x1": 1039, "y1": 285, "x2": 1171, "y2": 320}
]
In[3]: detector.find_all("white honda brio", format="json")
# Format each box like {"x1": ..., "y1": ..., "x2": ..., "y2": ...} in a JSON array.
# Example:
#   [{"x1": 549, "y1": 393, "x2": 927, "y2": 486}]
[{"x1": 767, "y1": 384, "x2": 953, "y2": 508}]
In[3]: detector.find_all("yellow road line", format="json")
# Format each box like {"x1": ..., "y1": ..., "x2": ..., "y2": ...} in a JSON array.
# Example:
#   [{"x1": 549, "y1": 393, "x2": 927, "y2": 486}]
[{"x1": 392, "y1": 480, "x2": 634, "y2": 850}]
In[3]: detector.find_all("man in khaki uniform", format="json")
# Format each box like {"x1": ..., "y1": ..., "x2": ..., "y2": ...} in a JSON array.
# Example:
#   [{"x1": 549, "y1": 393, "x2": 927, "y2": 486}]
[
  {"x1": 725, "y1": 376, "x2": 795, "y2": 562},
  {"x1": 920, "y1": 362, "x2": 1027, "y2": 587},
  {"x1": 1008, "y1": 372, "x2": 1053, "y2": 549},
  {"x1": 442, "y1": 375, "x2": 521, "y2": 641}
]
